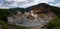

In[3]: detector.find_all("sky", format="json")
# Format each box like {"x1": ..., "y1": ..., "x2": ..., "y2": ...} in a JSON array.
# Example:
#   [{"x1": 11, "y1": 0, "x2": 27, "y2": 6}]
[{"x1": 0, "y1": 0, "x2": 60, "y2": 9}]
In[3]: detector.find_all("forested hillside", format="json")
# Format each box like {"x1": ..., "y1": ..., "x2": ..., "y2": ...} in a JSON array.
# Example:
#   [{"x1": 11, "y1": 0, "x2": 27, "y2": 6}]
[{"x1": 45, "y1": 6, "x2": 60, "y2": 29}]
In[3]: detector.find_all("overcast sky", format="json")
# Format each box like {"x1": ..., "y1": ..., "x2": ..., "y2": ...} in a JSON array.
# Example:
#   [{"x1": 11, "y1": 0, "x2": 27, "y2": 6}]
[{"x1": 0, "y1": 0, "x2": 60, "y2": 8}]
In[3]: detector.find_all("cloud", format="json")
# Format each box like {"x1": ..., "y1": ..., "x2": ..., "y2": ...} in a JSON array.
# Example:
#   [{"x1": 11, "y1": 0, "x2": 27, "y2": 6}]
[
  {"x1": 54, "y1": 3, "x2": 60, "y2": 7},
  {"x1": 19, "y1": 0, "x2": 54, "y2": 8},
  {"x1": 0, "y1": 0, "x2": 56, "y2": 8}
]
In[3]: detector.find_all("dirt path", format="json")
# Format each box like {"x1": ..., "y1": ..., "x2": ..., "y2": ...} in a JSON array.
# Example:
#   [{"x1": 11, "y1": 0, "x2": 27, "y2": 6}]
[{"x1": 7, "y1": 24, "x2": 27, "y2": 29}]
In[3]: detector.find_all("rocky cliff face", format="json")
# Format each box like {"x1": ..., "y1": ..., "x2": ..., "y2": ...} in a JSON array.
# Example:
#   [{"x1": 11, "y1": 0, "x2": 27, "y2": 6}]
[
  {"x1": 28, "y1": 3, "x2": 56, "y2": 21},
  {"x1": 8, "y1": 3, "x2": 56, "y2": 29}
]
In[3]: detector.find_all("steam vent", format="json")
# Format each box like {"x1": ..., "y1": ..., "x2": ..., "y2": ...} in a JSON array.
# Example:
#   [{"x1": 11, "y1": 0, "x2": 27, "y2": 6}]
[{"x1": 8, "y1": 3, "x2": 56, "y2": 29}]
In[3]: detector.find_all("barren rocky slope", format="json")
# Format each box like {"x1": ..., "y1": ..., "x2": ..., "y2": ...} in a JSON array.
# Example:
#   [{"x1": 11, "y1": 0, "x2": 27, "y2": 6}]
[{"x1": 8, "y1": 3, "x2": 56, "y2": 29}]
